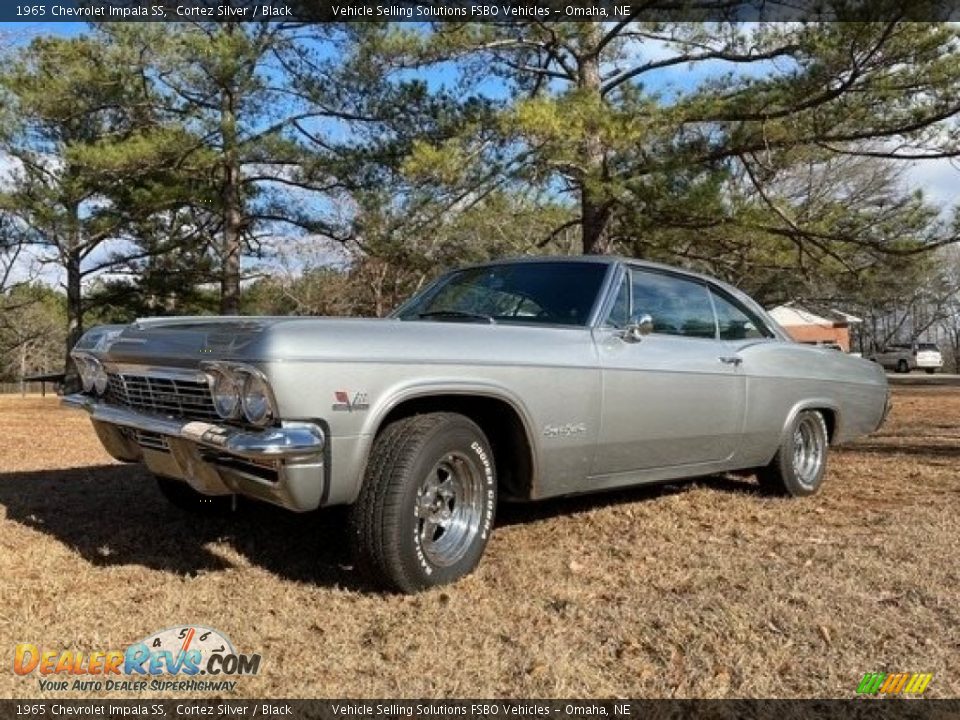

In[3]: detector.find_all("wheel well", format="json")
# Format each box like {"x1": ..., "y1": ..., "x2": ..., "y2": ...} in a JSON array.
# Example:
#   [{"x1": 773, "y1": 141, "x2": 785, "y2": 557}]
[
  {"x1": 815, "y1": 407, "x2": 837, "y2": 444},
  {"x1": 378, "y1": 395, "x2": 535, "y2": 500}
]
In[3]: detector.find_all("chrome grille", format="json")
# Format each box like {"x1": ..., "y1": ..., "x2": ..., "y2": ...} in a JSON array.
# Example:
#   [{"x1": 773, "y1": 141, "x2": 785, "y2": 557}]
[{"x1": 106, "y1": 373, "x2": 218, "y2": 421}]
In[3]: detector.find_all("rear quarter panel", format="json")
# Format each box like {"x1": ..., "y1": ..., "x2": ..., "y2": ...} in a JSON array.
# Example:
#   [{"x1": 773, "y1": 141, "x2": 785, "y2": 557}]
[{"x1": 734, "y1": 341, "x2": 888, "y2": 468}]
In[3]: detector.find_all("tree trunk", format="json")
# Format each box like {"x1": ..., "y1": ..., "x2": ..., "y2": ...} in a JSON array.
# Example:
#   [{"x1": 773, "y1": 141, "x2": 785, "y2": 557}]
[
  {"x1": 64, "y1": 246, "x2": 83, "y2": 390},
  {"x1": 220, "y1": 85, "x2": 242, "y2": 315},
  {"x1": 20, "y1": 342, "x2": 26, "y2": 398},
  {"x1": 578, "y1": 24, "x2": 612, "y2": 255},
  {"x1": 581, "y1": 183, "x2": 612, "y2": 255}
]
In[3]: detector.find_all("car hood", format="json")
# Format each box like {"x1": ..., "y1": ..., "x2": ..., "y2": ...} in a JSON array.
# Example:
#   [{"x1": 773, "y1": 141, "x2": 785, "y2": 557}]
[{"x1": 81, "y1": 316, "x2": 594, "y2": 368}]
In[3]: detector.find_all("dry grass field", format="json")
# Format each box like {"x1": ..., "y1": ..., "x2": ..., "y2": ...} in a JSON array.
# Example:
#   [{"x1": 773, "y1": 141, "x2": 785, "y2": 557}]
[{"x1": 0, "y1": 387, "x2": 957, "y2": 699}]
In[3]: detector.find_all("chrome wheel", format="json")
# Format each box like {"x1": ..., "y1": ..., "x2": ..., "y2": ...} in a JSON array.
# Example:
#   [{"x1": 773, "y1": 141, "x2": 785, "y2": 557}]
[
  {"x1": 792, "y1": 414, "x2": 826, "y2": 490},
  {"x1": 415, "y1": 451, "x2": 485, "y2": 567}
]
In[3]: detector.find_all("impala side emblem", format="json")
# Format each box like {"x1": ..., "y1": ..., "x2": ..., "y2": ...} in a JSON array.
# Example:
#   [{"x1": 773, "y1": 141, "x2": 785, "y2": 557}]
[{"x1": 543, "y1": 423, "x2": 587, "y2": 438}]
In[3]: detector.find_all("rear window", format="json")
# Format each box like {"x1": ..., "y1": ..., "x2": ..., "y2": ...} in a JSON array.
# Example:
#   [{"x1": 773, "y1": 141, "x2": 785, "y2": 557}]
[{"x1": 918, "y1": 343, "x2": 940, "y2": 351}]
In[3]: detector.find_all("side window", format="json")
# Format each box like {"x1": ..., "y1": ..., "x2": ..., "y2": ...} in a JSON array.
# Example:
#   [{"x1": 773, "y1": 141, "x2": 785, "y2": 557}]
[
  {"x1": 710, "y1": 290, "x2": 772, "y2": 340},
  {"x1": 630, "y1": 270, "x2": 716, "y2": 339}
]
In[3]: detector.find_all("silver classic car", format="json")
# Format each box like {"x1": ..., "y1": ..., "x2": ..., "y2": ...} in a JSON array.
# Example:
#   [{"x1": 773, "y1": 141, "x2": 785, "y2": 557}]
[{"x1": 65, "y1": 256, "x2": 890, "y2": 592}]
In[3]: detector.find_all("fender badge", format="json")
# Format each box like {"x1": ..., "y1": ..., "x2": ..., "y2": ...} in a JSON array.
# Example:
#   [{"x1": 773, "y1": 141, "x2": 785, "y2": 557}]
[{"x1": 332, "y1": 391, "x2": 370, "y2": 412}]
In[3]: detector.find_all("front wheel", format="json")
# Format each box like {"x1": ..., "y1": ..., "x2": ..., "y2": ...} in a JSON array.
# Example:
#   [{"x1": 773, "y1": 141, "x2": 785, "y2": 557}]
[
  {"x1": 757, "y1": 410, "x2": 829, "y2": 497},
  {"x1": 896, "y1": 359, "x2": 909, "y2": 373},
  {"x1": 925, "y1": 368, "x2": 936, "y2": 375},
  {"x1": 351, "y1": 412, "x2": 496, "y2": 593}
]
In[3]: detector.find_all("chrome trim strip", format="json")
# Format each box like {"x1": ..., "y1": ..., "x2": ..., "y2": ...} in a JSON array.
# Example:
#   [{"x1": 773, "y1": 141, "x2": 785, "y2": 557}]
[
  {"x1": 590, "y1": 262, "x2": 627, "y2": 328},
  {"x1": 102, "y1": 363, "x2": 208, "y2": 383},
  {"x1": 63, "y1": 394, "x2": 324, "y2": 460}
]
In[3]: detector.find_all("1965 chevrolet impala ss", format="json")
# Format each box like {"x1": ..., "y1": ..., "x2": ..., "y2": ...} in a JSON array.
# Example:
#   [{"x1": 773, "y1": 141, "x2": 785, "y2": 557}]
[{"x1": 65, "y1": 256, "x2": 890, "y2": 592}]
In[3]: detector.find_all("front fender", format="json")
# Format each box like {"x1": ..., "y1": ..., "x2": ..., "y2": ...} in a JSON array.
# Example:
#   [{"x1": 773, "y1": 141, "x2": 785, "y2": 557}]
[
  {"x1": 359, "y1": 377, "x2": 541, "y2": 465},
  {"x1": 319, "y1": 378, "x2": 544, "y2": 507}
]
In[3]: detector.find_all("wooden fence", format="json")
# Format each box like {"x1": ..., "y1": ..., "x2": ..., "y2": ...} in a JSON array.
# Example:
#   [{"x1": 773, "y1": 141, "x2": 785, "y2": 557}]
[{"x1": 0, "y1": 382, "x2": 58, "y2": 396}]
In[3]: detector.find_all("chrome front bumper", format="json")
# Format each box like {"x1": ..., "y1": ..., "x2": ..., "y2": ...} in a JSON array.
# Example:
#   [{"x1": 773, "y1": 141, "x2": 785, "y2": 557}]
[
  {"x1": 63, "y1": 394, "x2": 327, "y2": 511},
  {"x1": 63, "y1": 393, "x2": 324, "y2": 460}
]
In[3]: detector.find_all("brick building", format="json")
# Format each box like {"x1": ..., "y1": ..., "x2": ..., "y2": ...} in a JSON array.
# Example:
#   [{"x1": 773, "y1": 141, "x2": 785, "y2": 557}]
[{"x1": 767, "y1": 304, "x2": 862, "y2": 352}]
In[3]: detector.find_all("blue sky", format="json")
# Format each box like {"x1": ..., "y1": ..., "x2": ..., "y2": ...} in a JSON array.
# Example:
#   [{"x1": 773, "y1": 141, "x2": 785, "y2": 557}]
[{"x1": 0, "y1": 20, "x2": 84, "y2": 38}]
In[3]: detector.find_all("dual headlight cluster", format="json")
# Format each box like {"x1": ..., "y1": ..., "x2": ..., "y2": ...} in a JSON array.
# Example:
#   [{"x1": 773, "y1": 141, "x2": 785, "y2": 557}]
[
  {"x1": 203, "y1": 362, "x2": 277, "y2": 427},
  {"x1": 74, "y1": 353, "x2": 109, "y2": 396}
]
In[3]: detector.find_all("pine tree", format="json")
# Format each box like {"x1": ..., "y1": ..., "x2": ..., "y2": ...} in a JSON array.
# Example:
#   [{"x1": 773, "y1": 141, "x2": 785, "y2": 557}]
[{"x1": 379, "y1": 21, "x2": 960, "y2": 257}]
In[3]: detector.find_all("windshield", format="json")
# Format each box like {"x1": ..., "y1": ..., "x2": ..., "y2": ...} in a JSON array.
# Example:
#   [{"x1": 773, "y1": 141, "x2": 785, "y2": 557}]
[{"x1": 395, "y1": 261, "x2": 609, "y2": 326}]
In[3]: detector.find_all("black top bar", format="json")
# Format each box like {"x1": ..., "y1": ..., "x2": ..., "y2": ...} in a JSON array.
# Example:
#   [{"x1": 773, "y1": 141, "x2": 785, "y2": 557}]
[{"x1": 3, "y1": 0, "x2": 959, "y2": 23}]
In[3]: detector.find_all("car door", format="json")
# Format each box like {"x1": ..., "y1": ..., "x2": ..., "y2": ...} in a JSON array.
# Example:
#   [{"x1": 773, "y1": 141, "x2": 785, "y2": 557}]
[{"x1": 591, "y1": 266, "x2": 746, "y2": 477}]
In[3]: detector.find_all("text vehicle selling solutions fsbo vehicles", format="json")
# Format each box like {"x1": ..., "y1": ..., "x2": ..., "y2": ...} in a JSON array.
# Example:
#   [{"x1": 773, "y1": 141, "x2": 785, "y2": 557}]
[{"x1": 65, "y1": 257, "x2": 890, "y2": 592}]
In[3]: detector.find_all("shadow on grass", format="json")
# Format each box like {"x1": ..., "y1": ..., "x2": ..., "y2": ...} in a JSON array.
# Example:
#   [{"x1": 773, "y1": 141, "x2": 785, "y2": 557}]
[
  {"x1": 0, "y1": 464, "x2": 363, "y2": 590},
  {"x1": 845, "y1": 441, "x2": 960, "y2": 459},
  {"x1": 497, "y1": 472, "x2": 766, "y2": 527},
  {"x1": 0, "y1": 464, "x2": 765, "y2": 588}
]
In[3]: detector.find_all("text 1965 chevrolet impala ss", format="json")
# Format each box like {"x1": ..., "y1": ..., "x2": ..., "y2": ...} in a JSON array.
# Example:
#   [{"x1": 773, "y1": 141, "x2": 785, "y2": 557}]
[{"x1": 65, "y1": 256, "x2": 890, "y2": 592}]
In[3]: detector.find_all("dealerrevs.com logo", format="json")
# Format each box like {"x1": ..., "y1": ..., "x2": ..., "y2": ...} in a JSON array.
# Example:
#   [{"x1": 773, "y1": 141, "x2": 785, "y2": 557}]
[{"x1": 14, "y1": 626, "x2": 261, "y2": 693}]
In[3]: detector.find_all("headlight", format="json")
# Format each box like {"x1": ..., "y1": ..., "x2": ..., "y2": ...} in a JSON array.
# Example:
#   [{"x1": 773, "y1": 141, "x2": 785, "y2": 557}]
[
  {"x1": 210, "y1": 369, "x2": 241, "y2": 419},
  {"x1": 204, "y1": 362, "x2": 276, "y2": 426},
  {"x1": 74, "y1": 354, "x2": 107, "y2": 395},
  {"x1": 241, "y1": 372, "x2": 274, "y2": 426},
  {"x1": 75, "y1": 356, "x2": 95, "y2": 393},
  {"x1": 92, "y1": 359, "x2": 109, "y2": 395}
]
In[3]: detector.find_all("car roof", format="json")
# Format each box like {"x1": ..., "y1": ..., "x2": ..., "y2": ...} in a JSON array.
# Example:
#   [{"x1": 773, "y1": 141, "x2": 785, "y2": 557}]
[
  {"x1": 414, "y1": 255, "x2": 790, "y2": 340},
  {"x1": 461, "y1": 254, "x2": 723, "y2": 285},
  {"x1": 462, "y1": 254, "x2": 758, "y2": 299},
  {"x1": 451, "y1": 254, "x2": 791, "y2": 340}
]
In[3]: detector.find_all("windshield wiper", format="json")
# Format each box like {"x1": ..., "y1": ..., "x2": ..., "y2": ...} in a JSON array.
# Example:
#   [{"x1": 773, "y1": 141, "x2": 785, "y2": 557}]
[{"x1": 417, "y1": 310, "x2": 495, "y2": 324}]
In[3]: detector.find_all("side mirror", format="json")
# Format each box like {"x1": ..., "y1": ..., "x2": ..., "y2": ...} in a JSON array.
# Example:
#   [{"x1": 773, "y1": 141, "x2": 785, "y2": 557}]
[{"x1": 621, "y1": 313, "x2": 654, "y2": 343}]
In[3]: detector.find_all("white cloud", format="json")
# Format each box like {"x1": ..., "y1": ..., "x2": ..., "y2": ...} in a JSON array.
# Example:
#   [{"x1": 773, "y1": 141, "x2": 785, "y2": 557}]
[
  {"x1": 905, "y1": 157, "x2": 960, "y2": 213},
  {"x1": 0, "y1": 152, "x2": 22, "y2": 189},
  {"x1": 2, "y1": 245, "x2": 62, "y2": 289}
]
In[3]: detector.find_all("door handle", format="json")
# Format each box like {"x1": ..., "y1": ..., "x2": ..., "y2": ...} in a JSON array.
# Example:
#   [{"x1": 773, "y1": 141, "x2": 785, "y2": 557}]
[{"x1": 718, "y1": 356, "x2": 742, "y2": 366}]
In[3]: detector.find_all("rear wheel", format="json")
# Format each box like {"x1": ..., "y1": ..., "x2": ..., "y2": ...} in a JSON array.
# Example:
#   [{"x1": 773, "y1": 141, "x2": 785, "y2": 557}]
[
  {"x1": 351, "y1": 412, "x2": 496, "y2": 593},
  {"x1": 925, "y1": 368, "x2": 936, "y2": 375},
  {"x1": 757, "y1": 410, "x2": 829, "y2": 497},
  {"x1": 155, "y1": 475, "x2": 233, "y2": 513}
]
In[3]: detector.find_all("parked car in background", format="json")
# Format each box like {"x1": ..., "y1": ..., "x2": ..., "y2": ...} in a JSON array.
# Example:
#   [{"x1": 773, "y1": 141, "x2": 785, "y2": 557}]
[
  {"x1": 64, "y1": 256, "x2": 891, "y2": 593},
  {"x1": 868, "y1": 342, "x2": 943, "y2": 374}
]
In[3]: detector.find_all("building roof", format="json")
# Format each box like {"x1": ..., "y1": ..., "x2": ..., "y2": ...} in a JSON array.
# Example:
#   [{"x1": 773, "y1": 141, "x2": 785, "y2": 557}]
[
  {"x1": 829, "y1": 308, "x2": 864, "y2": 324},
  {"x1": 768, "y1": 303, "x2": 862, "y2": 327}
]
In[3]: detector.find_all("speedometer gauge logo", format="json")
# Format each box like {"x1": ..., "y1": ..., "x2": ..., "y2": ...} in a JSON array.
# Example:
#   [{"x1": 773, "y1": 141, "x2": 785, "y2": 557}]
[{"x1": 127, "y1": 625, "x2": 258, "y2": 676}]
